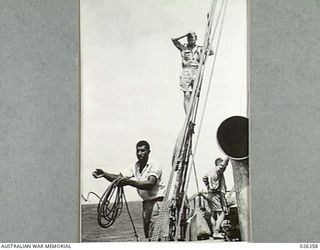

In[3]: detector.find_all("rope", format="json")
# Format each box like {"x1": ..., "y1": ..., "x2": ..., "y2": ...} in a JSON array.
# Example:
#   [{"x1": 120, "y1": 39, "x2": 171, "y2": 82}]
[
  {"x1": 122, "y1": 191, "x2": 140, "y2": 241},
  {"x1": 96, "y1": 178, "x2": 123, "y2": 228},
  {"x1": 82, "y1": 178, "x2": 139, "y2": 241},
  {"x1": 187, "y1": 0, "x2": 229, "y2": 195},
  {"x1": 174, "y1": 0, "x2": 218, "y2": 192},
  {"x1": 81, "y1": 191, "x2": 101, "y2": 202},
  {"x1": 172, "y1": 0, "x2": 219, "y2": 240},
  {"x1": 150, "y1": 165, "x2": 176, "y2": 241},
  {"x1": 175, "y1": 0, "x2": 229, "y2": 239},
  {"x1": 152, "y1": 0, "x2": 229, "y2": 241},
  {"x1": 187, "y1": 0, "x2": 229, "y2": 187},
  {"x1": 176, "y1": 0, "x2": 220, "y2": 193},
  {"x1": 194, "y1": 0, "x2": 228, "y2": 155},
  {"x1": 174, "y1": 0, "x2": 217, "y2": 157}
]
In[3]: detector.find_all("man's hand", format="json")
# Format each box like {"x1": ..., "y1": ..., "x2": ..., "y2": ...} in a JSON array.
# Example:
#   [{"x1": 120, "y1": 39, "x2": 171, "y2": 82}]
[
  {"x1": 207, "y1": 43, "x2": 214, "y2": 56},
  {"x1": 92, "y1": 169, "x2": 104, "y2": 179},
  {"x1": 118, "y1": 177, "x2": 131, "y2": 187}
]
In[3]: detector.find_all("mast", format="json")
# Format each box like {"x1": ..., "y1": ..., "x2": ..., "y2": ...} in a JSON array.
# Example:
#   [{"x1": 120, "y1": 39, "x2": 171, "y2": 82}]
[
  {"x1": 151, "y1": 0, "x2": 228, "y2": 241},
  {"x1": 169, "y1": 0, "x2": 220, "y2": 240}
]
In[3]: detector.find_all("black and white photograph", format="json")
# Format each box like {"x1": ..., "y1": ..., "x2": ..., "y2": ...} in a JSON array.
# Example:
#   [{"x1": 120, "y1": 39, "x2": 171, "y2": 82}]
[{"x1": 80, "y1": 0, "x2": 248, "y2": 242}]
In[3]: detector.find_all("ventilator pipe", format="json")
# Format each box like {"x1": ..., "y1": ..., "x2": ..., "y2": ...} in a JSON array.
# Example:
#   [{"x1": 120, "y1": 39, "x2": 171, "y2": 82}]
[
  {"x1": 217, "y1": 116, "x2": 250, "y2": 241},
  {"x1": 217, "y1": 116, "x2": 248, "y2": 160}
]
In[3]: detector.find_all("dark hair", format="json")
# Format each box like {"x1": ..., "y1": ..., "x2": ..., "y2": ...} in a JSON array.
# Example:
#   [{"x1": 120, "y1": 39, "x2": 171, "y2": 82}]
[
  {"x1": 215, "y1": 158, "x2": 223, "y2": 166},
  {"x1": 136, "y1": 140, "x2": 150, "y2": 150}
]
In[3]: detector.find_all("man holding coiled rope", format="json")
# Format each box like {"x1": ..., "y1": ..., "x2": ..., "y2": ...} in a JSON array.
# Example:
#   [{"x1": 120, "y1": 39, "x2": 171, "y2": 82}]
[{"x1": 92, "y1": 140, "x2": 166, "y2": 239}]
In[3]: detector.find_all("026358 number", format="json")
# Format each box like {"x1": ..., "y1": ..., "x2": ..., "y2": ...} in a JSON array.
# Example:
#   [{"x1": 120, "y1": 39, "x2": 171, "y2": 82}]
[{"x1": 300, "y1": 244, "x2": 318, "y2": 249}]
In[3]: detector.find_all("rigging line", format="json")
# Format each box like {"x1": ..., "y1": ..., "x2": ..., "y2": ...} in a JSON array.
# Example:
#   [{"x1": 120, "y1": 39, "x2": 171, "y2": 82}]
[
  {"x1": 171, "y1": 0, "x2": 217, "y2": 169},
  {"x1": 180, "y1": 0, "x2": 217, "y2": 137},
  {"x1": 194, "y1": 0, "x2": 228, "y2": 156},
  {"x1": 188, "y1": 0, "x2": 217, "y2": 111},
  {"x1": 192, "y1": 0, "x2": 228, "y2": 160},
  {"x1": 174, "y1": 140, "x2": 194, "y2": 241},
  {"x1": 178, "y1": 2, "x2": 218, "y2": 167},
  {"x1": 171, "y1": 0, "x2": 217, "y2": 197},
  {"x1": 187, "y1": 0, "x2": 229, "y2": 197},
  {"x1": 153, "y1": 0, "x2": 218, "y2": 241},
  {"x1": 173, "y1": 0, "x2": 218, "y2": 170},
  {"x1": 175, "y1": 0, "x2": 218, "y2": 203},
  {"x1": 191, "y1": 0, "x2": 228, "y2": 203},
  {"x1": 175, "y1": 1, "x2": 229, "y2": 237},
  {"x1": 174, "y1": 153, "x2": 195, "y2": 241},
  {"x1": 175, "y1": 0, "x2": 224, "y2": 240}
]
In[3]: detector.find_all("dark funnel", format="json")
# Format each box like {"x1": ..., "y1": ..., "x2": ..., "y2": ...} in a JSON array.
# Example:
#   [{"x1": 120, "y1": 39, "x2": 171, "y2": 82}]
[{"x1": 217, "y1": 116, "x2": 248, "y2": 160}]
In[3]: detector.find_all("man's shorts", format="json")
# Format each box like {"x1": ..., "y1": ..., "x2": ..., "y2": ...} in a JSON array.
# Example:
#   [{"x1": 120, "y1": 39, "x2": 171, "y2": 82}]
[
  {"x1": 207, "y1": 191, "x2": 227, "y2": 212},
  {"x1": 180, "y1": 67, "x2": 199, "y2": 92}
]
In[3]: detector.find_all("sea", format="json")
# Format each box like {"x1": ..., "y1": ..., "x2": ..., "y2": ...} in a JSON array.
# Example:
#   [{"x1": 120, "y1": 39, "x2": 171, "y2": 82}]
[{"x1": 81, "y1": 202, "x2": 145, "y2": 242}]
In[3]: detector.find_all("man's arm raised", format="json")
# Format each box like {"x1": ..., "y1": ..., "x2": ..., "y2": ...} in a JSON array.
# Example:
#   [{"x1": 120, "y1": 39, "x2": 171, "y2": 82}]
[{"x1": 171, "y1": 33, "x2": 189, "y2": 51}]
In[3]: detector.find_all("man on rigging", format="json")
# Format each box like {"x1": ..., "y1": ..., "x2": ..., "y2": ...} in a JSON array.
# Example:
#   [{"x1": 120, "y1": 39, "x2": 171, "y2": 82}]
[
  {"x1": 92, "y1": 140, "x2": 166, "y2": 239},
  {"x1": 171, "y1": 31, "x2": 213, "y2": 114},
  {"x1": 203, "y1": 157, "x2": 229, "y2": 239}
]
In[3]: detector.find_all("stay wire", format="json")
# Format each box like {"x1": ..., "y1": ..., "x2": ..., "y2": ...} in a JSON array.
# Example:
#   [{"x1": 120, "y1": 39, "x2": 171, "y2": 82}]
[
  {"x1": 174, "y1": 0, "x2": 220, "y2": 240},
  {"x1": 191, "y1": 0, "x2": 229, "y2": 192},
  {"x1": 175, "y1": 0, "x2": 229, "y2": 239}
]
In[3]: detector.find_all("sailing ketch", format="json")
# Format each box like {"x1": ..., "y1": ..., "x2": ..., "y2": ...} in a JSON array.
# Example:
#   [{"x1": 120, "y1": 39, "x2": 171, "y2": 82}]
[
  {"x1": 81, "y1": 0, "x2": 248, "y2": 242},
  {"x1": 151, "y1": 0, "x2": 249, "y2": 241}
]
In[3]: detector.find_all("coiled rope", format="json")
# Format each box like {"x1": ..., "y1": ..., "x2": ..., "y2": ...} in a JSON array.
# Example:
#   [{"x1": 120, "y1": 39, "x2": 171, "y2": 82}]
[{"x1": 82, "y1": 177, "x2": 139, "y2": 241}]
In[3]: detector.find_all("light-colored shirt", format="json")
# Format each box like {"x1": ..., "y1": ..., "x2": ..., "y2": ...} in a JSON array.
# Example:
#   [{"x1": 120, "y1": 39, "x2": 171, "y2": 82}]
[
  {"x1": 181, "y1": 44, "x2": 202, "y2": 69},
  {"x1": 121, "y1": 160, "x2": 166, "y2": 201}
]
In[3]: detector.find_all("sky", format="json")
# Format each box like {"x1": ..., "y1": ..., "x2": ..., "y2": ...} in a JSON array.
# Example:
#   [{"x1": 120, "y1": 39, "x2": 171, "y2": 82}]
[{"x1": 81, "y1": 0, "x2": 247, "y2": 203}]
